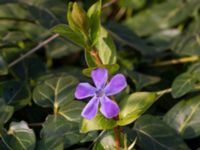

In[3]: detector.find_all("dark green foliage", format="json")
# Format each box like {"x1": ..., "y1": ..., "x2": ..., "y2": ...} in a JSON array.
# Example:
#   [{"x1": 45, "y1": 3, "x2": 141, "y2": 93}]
[{"x1": 1, "y1": 0, "x2": 200, "y2": 149}]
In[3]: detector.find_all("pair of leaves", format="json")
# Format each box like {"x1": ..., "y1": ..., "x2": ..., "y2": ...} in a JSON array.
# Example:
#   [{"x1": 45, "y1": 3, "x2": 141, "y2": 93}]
[
  {"x1": 0, "y1": 121, "x2": 36, "y2": 150},
  {"x1": 33, "y1": 74, "x2": 93, "y2": 149},
  {"x1": 52, "y1": 1, "x2": 117, "y2": 67},
  {"x1": 52, "y1": 0, "x2": 101, "y2": 49},
  {"x1": 81, "y1": 92, "x2": 157, "y2": 133}
]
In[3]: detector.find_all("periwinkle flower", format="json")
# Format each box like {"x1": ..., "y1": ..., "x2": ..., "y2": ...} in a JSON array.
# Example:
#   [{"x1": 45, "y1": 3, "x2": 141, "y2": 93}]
[{"x1": 75, "y1": 68, "x2": 127, "y2": 120}]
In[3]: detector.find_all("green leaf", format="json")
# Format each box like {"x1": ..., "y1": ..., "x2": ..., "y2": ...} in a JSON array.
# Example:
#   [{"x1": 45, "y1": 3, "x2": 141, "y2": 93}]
[
  {"x1": 95, "y1": 27, "x2": 117, "y2": 65},
  {"x1": 134, "y1": 115, "x2": 190, "y2": 150},
  {"x1": 0, "y1": 98, "x2": 14, "y2": 126},
  {"x1": 92, "y1": 130, "x2": 124, "y2": 150},
  {"x1": 0, "y1": 121, "x2": 36, "y2": 150},
  {"x1": 87, "y1": 0, "x2": 101, "y2": 46},
  {"x1": 124, "y1": 0, "x2": 199, "y2": 36},
  {"x1": 41, "y1": 114, "x2": 82, "y2": 149},
  {"x1": 118, "y1": 92, "x2": 157, "y2": 126},
  {"x1": 34, "y1": 74, "x2": 86, "y2": 148},
  {"x1": 80, "y1": 112, "x2": 117, "y2": 133},
  {"x1": 51, "y1": 24, "x2": 87, "y2": 48},
  {"x1": 171, "y1": 72, "x2": 197, "y2": 98},
  {"x1": 172, "y1": 17, "x2": 200, "y2": 56},
  {"x1": 0, "y1": 55, "x2": 8, "y2": 75},
  {"x1": 0, "y1": 80, "x2": 31, "y2": 110},
  {"x1": 164, "y1": 95, "x2": 200, "y2": 139},
  {"x1": 85, "y1": 50, "x2": 97, "y2": 67},
  {"x1": 33, "y1": 74, "x2": 78, "y2": 109},
  {"x1": 188, "y1": 62, "x2": 200, "y2": 81},
  {"x1": 82, "y1": 64, "x2": 119, "y2": 77}
]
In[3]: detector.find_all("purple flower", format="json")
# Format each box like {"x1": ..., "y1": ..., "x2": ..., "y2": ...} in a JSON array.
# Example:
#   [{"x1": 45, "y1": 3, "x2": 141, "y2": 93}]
[{"x1": 75, "y1": 68, "x2": 127, "y2": 120}]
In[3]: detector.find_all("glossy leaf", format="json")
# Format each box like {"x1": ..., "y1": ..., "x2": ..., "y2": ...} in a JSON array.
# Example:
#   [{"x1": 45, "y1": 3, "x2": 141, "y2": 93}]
[
  {"x1": 134, "y1": 115, "x2": 190, "y2": 150},
  {"x1": 95, "y1": 27, "x2": 117, "y2": 65},
  {"x1": 33, "y1": 74, "x2": 78, "y2": 109},
  {"x1": 164, "y1": 95, "x2": 200, "y2": 139},
  {"x1": 0, "y1": 121, "x2": 36, "y2": 150},
  {"x1": 118, "y1": 92, "x2": 157, "y2": 126},
  {"x1": 87, "y1": 0, "x2": 101, "y2": 46},
  {"x1": 80, "y1": 112, "x2": 117, "y2": 133},
  {"x1": 51, "y1": 24, "x2": 87, "y2": 48},
  {"x1": 41, "y1": 114, "x2": 81, "y2": 149},
  {"x1": 171, "y1": 72, "x2": 197, "y2": 98}
]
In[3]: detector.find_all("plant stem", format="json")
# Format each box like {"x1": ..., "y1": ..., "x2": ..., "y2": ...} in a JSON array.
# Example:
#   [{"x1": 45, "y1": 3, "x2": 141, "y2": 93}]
[
  {"x1": 90, "y1": 47, "x2": 121, "y2": 149},
  {"x1": 151, "y1": 56, "x2": 200, "y2": 67},
  {"x1": 114, "y1": 126, "x2": 120, "y2": 150},
  {"x1": 90, "y1": 47, "x2": 103, "y2": 65}
]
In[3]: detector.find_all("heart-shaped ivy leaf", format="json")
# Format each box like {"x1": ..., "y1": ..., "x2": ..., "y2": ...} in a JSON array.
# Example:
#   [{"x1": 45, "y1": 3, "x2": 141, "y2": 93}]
[{"x1": 0, "y1": 121, "x2": 36, "y2": 150}]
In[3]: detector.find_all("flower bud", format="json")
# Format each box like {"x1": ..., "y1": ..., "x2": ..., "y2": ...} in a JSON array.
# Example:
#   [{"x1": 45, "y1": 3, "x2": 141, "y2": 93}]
[{"x1": 71, "y1": 2, "x2": 89, "y2": 35}]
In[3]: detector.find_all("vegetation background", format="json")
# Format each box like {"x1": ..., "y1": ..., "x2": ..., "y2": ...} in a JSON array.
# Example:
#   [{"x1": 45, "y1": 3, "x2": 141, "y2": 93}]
[{"x1": 0, "y1": 0, "x2": 200, "y2": 149}]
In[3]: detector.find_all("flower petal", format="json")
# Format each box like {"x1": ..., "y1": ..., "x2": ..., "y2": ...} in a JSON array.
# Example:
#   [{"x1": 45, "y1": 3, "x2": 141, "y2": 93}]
[
  {"x1": 75, "y1": 83, "x2": 96, "y2": 99},
  {"x1": 100, "y1": 96, "x2": 119, "y2": 118},
  {"x1": 81, "y1": 97, "x2": 99, "y2": 120},
  {"x1": 105, "y1": 74, "x2": 127, "y2": 96},
  {"x1": 92, "y1": 68, "x2": 108, "y2": 89}
]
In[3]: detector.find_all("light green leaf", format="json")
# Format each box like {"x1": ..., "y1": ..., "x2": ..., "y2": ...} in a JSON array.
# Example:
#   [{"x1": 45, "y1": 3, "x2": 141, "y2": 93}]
[
  {"x1": 164, "y1": 95, "x2": 200, "y2": 139},
  {"x1": 85, "y1": 50, "x2": 97, "y2": 67},
  {"x1": 118, "y1": 92, "x2": 157, "y2": 126},
  {"x1": 87, "y1": 0, "x2": 101, "y2": 46},
  {"x1": 80, "y1": 113, "x2": 117, "y2": 133},
  {"x1": 82, "y1": 64, "x2": 119, "y2": 77},
  {"x1": 0, "y1": 55, "x2": 8, "y2": 75},
  {"x1": 171, "y1": 72, "x2": 197, "y2": 98},
  {"x1": 0, "y1": 80, "x2": 31, "y2": 110},
  {"x1": 51, "y1": 24, "x2": 87, "y2": 48},
  {"x1": 33, "y1": 74, "x2": 78, "y2": 109},
  {"x1": 0, "y1": 98, "x2": 14, "y2": 126},
  {"x1": 95, "y1": 27, "x2": 117, "y2": 65},
  {"x1": 134, "y1": 115, "x2": 190, "y2": 150},
  {"x1": 92, "y1": 130, "x2": 124, "y2": 150},
  {"x1": 0, "y1": 121, "x2": 36, "y2": 150}
]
